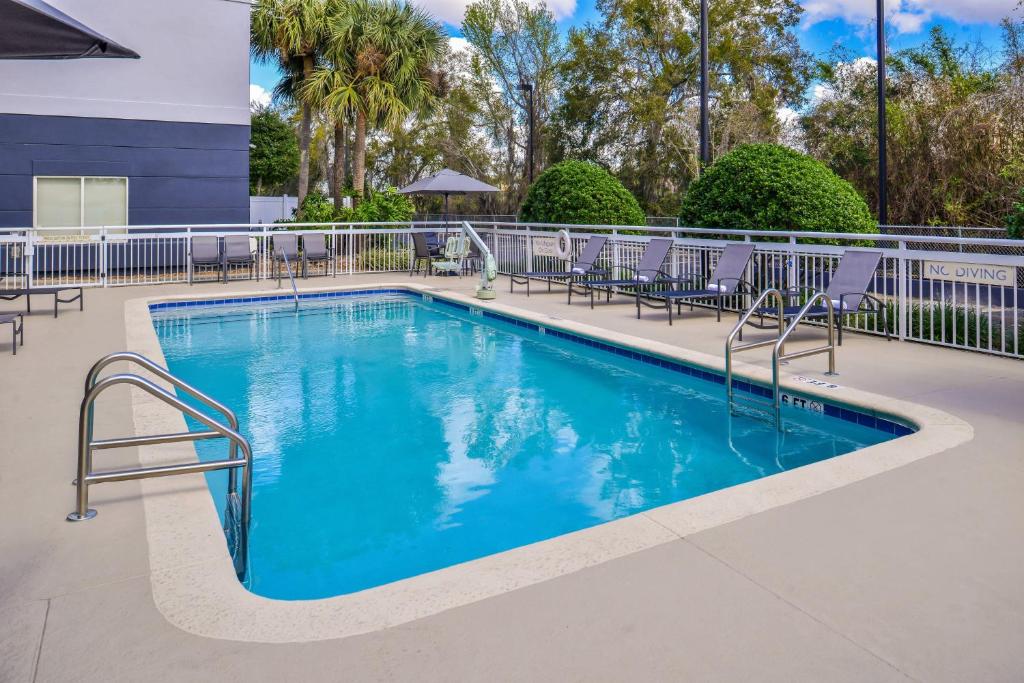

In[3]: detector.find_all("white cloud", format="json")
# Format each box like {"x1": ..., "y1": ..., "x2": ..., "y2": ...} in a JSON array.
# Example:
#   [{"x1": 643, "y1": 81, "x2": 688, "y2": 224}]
[
  {"x1": 801, "y1": 0, "x2": 1018, "y2": 35},
  {"x1": 249, "y1": 83, "x2": 271, "y2": 110},
  {"x1": 448, "y1": 36, "x2": 473, "y2": 55},
  {"x1": 413, "y1": 0, "x2": 575, "y2": 27}
]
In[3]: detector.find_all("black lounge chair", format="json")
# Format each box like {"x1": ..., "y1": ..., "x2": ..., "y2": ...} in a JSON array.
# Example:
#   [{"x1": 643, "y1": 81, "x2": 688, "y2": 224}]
[
  {"x1": 189, "y1": 236, "x2": 221, "y2": 284},
  {"x1": 223, "y1": 235, "x2": 254, "y2": 282},
  {"x1": 302, "y1": 233, "x2": 331, "y2": 277},
  {"x1": 578, "y1": 238, "x2": 677, "y2": 310},
  {"x1": 643, "y1": 242, "x2": 757, "y2": 325},
  {"x1": 1, "y1": 312, "x2": 23, "y2": 355},
  {"x1": 509, "y1": 234, "x2": 609, "y2": 297},
  {"x1": 410, "y1": 232, "x2": 438, "y2": 277},
  {"x1": 0, "y1": 286, "x2": 83, "y2": 317},
  {"x1": 751, "y1": 249, "x2": 891, "y2": 346},
  {"x1": 272, "y1": 233, "x2": 299, "y2": 278}
]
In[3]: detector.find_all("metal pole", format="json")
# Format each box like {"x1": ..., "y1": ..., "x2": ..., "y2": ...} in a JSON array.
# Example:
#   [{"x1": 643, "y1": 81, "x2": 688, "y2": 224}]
[
  {"x1": 699, "y1": 0, "x2": 710, "y2": 168},
  {"x1": 876, "y1": 0, "x2": 888, "y2": 225},
  {"x1": 527, "y1": 85, "x2": 535, "y2": 184}
]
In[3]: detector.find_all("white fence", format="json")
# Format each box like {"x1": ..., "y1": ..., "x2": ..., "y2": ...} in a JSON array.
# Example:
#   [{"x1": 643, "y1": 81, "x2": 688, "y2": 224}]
[{"x1": 0, "y1": 221, "x2": 1021, "y2": 359}]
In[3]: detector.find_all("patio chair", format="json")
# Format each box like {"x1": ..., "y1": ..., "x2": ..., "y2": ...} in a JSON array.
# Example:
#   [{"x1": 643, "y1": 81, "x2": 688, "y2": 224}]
[
  {"x1": 509, "y1": 234, "x2": 609, "y2": 298},
  {"x1": 272, "y1": 233, "x2": 300, "y2": 279},
  {"x1": 410, "y1": 232, "x2": 440, "y2": 277},
  {"x1": 431, "y1": 235, "x2": 469, "y2": 277},
  {"x1": 644, "y1": 242, "x2": 757, "y2": 325},
  {"x1": 750, "y1": 249, "x2": 891, "y2": 346},
  {"x1": 302, "y1": 233, "x2": 331, "y2": 277},
  {"x1": 189, "y1": 236, "x2": 220, "y2": 284},
  {"x1": 578, "y1": 238, "x2": 676, "y2": 310},
  {"x1": 1, "y1": 312, "x2": 23, "y2": 355},
  {"x1": 222, "y1": 235, "x2": 254, "y2": 283}
]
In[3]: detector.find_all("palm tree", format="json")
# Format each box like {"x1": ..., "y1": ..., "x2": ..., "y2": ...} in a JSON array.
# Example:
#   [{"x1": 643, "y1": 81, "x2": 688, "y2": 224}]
[
  {"x1": 251, "y1": 0, "x2": 328, "y2": 206},
  {"x1": 303, "y1": 0, "x2": 445, "y2": 201}
]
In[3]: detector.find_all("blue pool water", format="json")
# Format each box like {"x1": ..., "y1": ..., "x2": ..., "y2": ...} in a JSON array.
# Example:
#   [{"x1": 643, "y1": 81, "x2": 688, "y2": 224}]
[{"x1": 152, "y1": 293, "x2": 895, "y2": 600}]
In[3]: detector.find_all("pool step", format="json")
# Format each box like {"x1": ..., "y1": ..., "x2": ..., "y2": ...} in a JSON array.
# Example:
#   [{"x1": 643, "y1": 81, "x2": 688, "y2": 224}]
[{"x1": 728, "y1": 393, "x2": 778, "y2": 426}]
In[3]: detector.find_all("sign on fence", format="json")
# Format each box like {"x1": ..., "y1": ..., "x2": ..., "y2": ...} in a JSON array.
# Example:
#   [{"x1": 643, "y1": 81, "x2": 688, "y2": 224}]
[
  {"x1": 531, "y1": 236, "x2": 559, "y2": 257},
  {"x1": 922, "y1": 260, "x2": 1015, "y2": 286}
]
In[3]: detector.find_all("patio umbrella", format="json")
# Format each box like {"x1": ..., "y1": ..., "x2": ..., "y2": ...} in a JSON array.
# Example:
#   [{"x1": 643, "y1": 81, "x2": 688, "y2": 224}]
[
  {"x1": 398, "y1": 168, "x2": 499, "y2": 230},
  {"x1": 0, "y1": 0, "x2": 140, "y2": 59}
]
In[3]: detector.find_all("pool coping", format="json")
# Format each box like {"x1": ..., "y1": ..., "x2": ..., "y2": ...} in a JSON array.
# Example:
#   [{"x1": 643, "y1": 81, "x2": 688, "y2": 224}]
[{"x1": 124, "y1": 282, "x2": 973, "y2": 643}]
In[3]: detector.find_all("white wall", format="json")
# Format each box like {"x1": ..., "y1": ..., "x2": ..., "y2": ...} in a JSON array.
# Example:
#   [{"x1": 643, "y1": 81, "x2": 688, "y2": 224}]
[
  {"x1": 251, "y1": 196, "x2": 299, "y2": 224},
  {"x1": 0, "y1": 0, "x2": 250, "y2": 126}
]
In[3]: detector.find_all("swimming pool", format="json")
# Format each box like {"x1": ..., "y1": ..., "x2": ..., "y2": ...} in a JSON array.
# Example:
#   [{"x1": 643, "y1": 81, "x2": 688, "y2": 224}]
[{"x1": 151, "y1": 291, "x2": 903, "y2": 600}]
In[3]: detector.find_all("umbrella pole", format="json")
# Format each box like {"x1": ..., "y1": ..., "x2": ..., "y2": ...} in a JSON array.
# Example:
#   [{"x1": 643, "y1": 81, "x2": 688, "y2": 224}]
[{"x1": 444, "y1": 193, "x2": 450, "y2": 239}]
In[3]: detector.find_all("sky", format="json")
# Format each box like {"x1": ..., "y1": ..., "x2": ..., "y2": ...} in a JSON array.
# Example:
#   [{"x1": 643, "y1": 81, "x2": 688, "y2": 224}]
[{"x1": 248, "y1": 0, "x2": 1021, "y2": 107}]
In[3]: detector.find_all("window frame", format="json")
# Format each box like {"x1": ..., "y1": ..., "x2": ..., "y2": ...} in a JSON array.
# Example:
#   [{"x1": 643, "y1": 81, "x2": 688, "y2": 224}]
[{"x1": 32, "y1": 175, "x2": 129, "y2": 237}]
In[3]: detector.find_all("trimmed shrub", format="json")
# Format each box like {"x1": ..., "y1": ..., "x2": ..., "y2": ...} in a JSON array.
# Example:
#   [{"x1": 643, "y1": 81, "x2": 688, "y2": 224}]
[
  {"x1": 679, "y1": 144, "x2": 878, "y2": 242},
  {"x1": 519, "y1": 161, "x2": 644, "y2": 226}
]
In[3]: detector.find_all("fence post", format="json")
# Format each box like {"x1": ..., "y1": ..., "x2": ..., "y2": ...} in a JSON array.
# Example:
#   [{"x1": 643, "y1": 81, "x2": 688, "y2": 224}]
[
  {"x1": 25, "y1": 229, "x2": 35, "y2": 290},
  {"x1": 348, "y1": 224, "x2": 354, "y2": 275},
  {"x1": 525, "y1": 224, "x2": 533, "y2": 272},
  {"x1": 99, "y1": 226, "x2": 108, "y2": 287},
  {"x1": 612, "y1": 228, "x2": 620, "y2": 279},
  {"x1": 897, "y1": 239, "x2": 908, "y2": 341}
]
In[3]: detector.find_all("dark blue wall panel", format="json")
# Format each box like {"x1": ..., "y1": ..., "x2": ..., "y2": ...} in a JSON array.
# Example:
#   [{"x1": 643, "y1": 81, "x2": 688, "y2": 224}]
[{"x1": 0, "y1": 113, "x2": 249, "y2": 228}]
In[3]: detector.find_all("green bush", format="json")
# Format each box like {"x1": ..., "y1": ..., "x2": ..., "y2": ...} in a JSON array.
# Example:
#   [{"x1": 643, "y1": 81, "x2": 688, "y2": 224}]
[
  {"x1": 1007, "y1": 188, "x2": 1024, "y2": 239},
  {"x1": 286, "y1": 191, "x2": 335, "y2": 225},
  {"x1": 354, "y1": 187, "x2": 415, "y2": 223},
  {"x1": 679, "y1": 144, "x2": 878, "y2": 243},
  {"x1": 357, "y1": 246, "x2": 411, "y2": 271},
  {"x1": 519, "y1": 161, "x2": 645, "y2": 226}
]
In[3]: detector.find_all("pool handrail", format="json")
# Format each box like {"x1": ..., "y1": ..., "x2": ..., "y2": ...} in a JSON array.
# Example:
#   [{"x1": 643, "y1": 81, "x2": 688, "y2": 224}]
[{"x1": 69, "y1": 352, "x2": 253, "y2": 579}]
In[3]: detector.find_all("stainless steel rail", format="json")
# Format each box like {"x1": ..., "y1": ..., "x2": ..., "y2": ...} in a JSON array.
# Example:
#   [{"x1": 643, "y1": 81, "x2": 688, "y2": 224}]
[
  {"x1": 725, "y1": 288, "x2": 838, "y2": 430},
  {"x1": 276, "y1": 249, "x2": 300, "y2": 308},
  {"x1": 770, "y1": 292, "x2": 837, "y2": 425},
  {"x1": 68, "y1": 352, "x2": 253, "y2": 578},
  {"x1": 726, "y1": 288, "x2": 785, "y2": 404}
]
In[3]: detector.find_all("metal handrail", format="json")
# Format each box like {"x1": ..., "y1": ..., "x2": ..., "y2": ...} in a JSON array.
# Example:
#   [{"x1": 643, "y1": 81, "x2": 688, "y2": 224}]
[
  {"x1": 725, "y1": 288, "x2": 785, "y2": 404},
  {"x1": 68, "y1": 357, "x2": 253, "y2": 578},
  {"x1": 82, "y1": 351, "x2": 241, "y2": 492},
  {"x1": 276, "y1": 248, "x2": 300, "y2": 308},
  {"x1": 770, "y1": 292, "x2": 837, "y2": 424}
]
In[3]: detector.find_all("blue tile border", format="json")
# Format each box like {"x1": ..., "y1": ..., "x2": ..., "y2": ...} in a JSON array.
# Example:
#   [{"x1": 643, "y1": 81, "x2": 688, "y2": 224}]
[{"x1": 148, "y1": 287, "x2": 916, "y2": 438}]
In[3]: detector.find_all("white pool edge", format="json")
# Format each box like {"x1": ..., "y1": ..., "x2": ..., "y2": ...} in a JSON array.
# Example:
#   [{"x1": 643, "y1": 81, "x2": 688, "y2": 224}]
[{"x1": 124, "y1": 282, "x2": 973, "y2": 643}]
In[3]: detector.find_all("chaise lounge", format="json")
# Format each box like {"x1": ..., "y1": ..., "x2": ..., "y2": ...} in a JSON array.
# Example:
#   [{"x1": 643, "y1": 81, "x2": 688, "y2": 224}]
[
  {"x1": 642, "y1": 242, "x2": 757, "y2": 325},
  {"x1": 509, "y1": 234, "x2": 609, "y2": 298}
]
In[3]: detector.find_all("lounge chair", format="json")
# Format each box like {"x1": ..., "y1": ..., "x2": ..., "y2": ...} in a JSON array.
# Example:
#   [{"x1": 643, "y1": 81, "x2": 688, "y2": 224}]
[
  {"x1": 643, "y1": 242, "x2": 757, "y2": 325},
  {"x1": 750, "y1": 249, "x2": 891, "y2": 346},
  {"x1": 272, "y1": 233, "x2": 300, "y2": 279},
  {"x1": 302, "y1": 233, "x2": 331, "y2": 277},
  {"x1": 189, "y1": 236, "x2": 220, "y2": 284},
  {"x1": 509, "y1": 234, "x2": 609, "y2": 297},
  {"x1": 410, "y1": 232, "x2": 438, "y2": 277},
  {"x1": 0, "y1": 286, "x2": 83, "y2": 317},
  {"x1": 577, "y1": 238, "x2": 678, "y2": 310},
  {"x1": 1, "y1": 312, "x2": 23, "y2": 355},
  {"x1": 222, "y1": 235, "x2": 254, "y2": 282},
  {"x1": 431, "y1": 235, "x2": 469, "y2": 277}
]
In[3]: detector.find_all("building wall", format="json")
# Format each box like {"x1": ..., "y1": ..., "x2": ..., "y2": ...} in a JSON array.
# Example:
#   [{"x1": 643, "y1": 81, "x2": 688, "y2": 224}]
[{"x1": 0, "y1": 0, "x2": 250, "y2": 228}]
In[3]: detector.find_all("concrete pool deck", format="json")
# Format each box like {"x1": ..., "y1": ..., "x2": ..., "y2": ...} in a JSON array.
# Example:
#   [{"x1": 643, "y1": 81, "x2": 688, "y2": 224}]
[{"x1": 2, "y1": 274, "x2": 1023, "y2": 681}]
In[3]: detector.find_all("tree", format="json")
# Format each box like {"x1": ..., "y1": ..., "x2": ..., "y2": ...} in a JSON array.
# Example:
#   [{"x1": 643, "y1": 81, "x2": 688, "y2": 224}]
[
  {"x1": 251, "y1": 0, "x2": 329, "y2": 207},
  {"x1": 305, "y1": 0, "x2": 446, "y2": 202},
  {"x1": 250, "y1": 107, "x2": 301, "y2": 195},
  {"x1": 462, "y1": 0, "x2": 566, "y2": 189},
  {"x1": 679, "y1": 143, "x2": 877, "y2": 240},
  {"x1": 550, "y1": 0, "x2": 810, "y2": 215},
  {"x1": 520, "y1": 160, "x2": 645, "y2": 225},
  {"x1": 802, "y1": 24, "x2": 1024, "y2": 227}
]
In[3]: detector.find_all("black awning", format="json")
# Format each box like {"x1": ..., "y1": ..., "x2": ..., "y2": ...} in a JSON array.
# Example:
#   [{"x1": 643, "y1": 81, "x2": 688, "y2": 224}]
[{"x1": 0, "y1": 0, "x2": 139, "y2": 59}]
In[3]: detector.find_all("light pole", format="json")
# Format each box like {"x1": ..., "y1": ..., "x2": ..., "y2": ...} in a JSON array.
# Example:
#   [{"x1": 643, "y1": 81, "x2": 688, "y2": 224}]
[
  {"x1": 519, "y1": 80, "x2": 535, "y2": 184},
  {"x1": 699, "y1": 0, "x2": 710, "y2": 170},
  {"x1": 876, "y1": 0, "x2": 888, "y2": 225}
]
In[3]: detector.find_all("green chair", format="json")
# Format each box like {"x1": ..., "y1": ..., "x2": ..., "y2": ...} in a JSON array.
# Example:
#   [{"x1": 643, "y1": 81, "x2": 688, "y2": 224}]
[{"x1": 431, "y1": 235, "x2": 469, "y2": 277}]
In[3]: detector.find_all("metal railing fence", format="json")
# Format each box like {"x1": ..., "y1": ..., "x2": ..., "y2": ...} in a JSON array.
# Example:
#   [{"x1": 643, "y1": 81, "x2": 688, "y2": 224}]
[{"x1": 0, "y1": 221, "x2": 1020, "y2": 359}]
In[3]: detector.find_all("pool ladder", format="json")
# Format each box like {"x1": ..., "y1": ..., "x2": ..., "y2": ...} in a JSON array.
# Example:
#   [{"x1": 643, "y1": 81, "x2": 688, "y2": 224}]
[
  {"x1": 276, "y1": 248, "x2": 300, "y2": 309},
  {"x1": 725, "y1": 288, "x2": 837, "y2": 430},
  {"x1": 67, "y1": 351, "x2": 253, "y2": 579}
]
